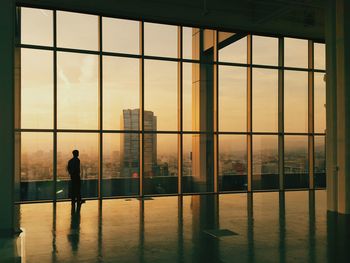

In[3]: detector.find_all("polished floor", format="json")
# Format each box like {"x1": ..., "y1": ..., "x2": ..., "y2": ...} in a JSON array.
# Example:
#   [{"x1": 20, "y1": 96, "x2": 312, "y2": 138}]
[{"x1": 1, "y1": 190, "x2": 350, "y2": 263}]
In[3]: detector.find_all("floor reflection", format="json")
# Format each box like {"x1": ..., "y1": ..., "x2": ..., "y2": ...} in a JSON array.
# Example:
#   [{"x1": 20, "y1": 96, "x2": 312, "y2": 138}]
[
  {"x1": 3, "y1": 190, "x2": 350, "y2": 262},
  {"x1": 67, "y1": 205, "x2": 81, "y2": 253}
]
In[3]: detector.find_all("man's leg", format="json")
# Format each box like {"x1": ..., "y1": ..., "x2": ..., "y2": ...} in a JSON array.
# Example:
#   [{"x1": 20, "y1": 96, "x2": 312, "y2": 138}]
[
  {"x1": 70, "y1": 180, "x2": 75, "y2": 212},
  {"x1": 77, "y1": 179, "x2": 85, "y2": 205},
  {"x1": 71, "y1": 179, "x2": 78, "y2": 212}
]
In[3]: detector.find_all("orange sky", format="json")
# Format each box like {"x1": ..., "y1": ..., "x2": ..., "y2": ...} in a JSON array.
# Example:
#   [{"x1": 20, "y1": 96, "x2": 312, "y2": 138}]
[{"x1": 19, "y1": 8, "x2": 326, "y2": 156}]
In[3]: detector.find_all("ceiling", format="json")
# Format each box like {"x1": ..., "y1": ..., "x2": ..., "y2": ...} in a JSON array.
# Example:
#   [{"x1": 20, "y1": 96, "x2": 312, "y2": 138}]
[{"x1": 17, "y1": 0, "x2": 325, "y2": 41}]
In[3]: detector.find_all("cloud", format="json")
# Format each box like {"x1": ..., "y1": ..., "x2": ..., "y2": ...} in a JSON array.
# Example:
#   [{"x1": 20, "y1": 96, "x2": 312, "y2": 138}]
[
  {"x1": 79, "y1": 56, "x2": 96, "y2": 83},
  {"x1": 58, "y1": 68, "x2": 71, "y2": 90}
]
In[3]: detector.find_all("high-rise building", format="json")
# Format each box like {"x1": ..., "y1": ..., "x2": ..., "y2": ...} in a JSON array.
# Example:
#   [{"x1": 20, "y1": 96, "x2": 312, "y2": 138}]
[{"x1": 120, "y1": 109, "x2": 157, "y2": 177}]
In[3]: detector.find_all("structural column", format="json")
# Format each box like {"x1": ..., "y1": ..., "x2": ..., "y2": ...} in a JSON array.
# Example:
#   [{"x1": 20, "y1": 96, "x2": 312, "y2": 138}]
[
  {"x1": 0, "y1": 0, "x2": 15, "y2": 235},
  {"x1": 191, "y1": 29, "x2": 214, "y2": 192},
  {"x1": 326, "y1": 0, "x2": 350, "y2": 214}
]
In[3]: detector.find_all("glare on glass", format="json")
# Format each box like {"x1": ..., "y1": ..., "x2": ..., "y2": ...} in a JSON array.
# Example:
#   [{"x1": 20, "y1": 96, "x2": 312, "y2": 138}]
[
  {"x1": 102, "y1": 17, "x2": 139, "y2": 54},
  {"x1": 57, "y1": 52, "x2": 98, "y2": 129},
  {"x1": 183, "y1": 27, "x2": 198, "y2": 60},
  {"x1": 21, "y1": 49, "x2": 53, "y2": 129},
  {"x1": 314, "y1": 43, "x2": 326, "y2": 70},
  {"x1": 20, "y1": 132, "x2": 53, "y2": 201},
  {"x1": 57, "y1": 11, "x2": 98, "y2": 51},
  {"x1": 183, "y1": 62, "x2": 199, "y2": 131},
  {"x1": 253, "y1": 36, "x2": 278, "y2": 66},
  {"x1": 144, "y1": 22, "x2": 177, "y2": 58},
  {"x1": 284, "y1": 70, "x2": 308, "y2": 133},
  {"x1": 103, "y1": 56, "x2": 139, "y2": 130},
  {"x1": 314, "y1": 73, "x2": 326, "y2": 133},
  {"x1": 182, "y1": 134, "x2": 214, "y2": 193},
  {"x1": 284, "y1": 38, "x2": 308, "y2": 68},
  {"x1": 219, "y1": 35, "x2": 247, "y2": 64},
  {"x1": 144, "y1": 59, "x2": 177, "y2": 131},
  {"x1": 219, "y1": 66, "x2": 247, "y2": 132},
  {"x1": 144, "y1": 134, "x2": 178, "y2": 195},
  {"x1": 20, "y1": 7, "x2": 53, "y2": 46},
  {"x1": 219, "y1": 135, "x2": 247, "y2": 191},
  {"x1": 57, "y1": 133, "x2": 98, "y2": 198},
  {"x1": 253, "y1": 135, "x2": 279, "y2": 190},
  {"x1": 103, "y1": 133, "x2": 139, "y2": 196},
  {"x1": 284, "y1": 136, "x2": 309, "y2": 189},
  {"x1": 252, "y1": 69, "x2": 278, "y2": 132}
]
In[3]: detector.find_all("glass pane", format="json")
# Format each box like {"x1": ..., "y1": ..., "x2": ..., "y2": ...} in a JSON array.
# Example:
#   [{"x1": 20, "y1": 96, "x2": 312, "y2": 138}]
[
  {"x1": 144, "y1": 60, "x2": 177, "y2": 131},
  {"x1": 144, "y1": 22, "x2": 177, "y2": 58},
  {"x1": 103, "y1": 56, "x2": 139, "y2": 130},
  {"x1": 284, "y1": 136, "x2": 309, "y2": 189},
  {"x1": 253, "y1": 135, "x2": 279, "y2": 190},
  {"x1": 21, "y1": 7, "x2": 53, "y2": 46},
  {"x1": 21, "y1": 49, "x2": 53, "y2": 129},
  {"x1": 20, "y1": 132, "x2": 53, "y2": 201},
  {"x1": 253, "y1": 36, "x2": 278, "y2": 66},
  {"x1": 253, "y1": 69, "x2": 278, "y2": 132},
  {"x1": 284, "y1": 38, "x2": 308, "y2": 68},
  {"x1": 102, "y1": 17, "x2": 139, "y2": 54},
  {"x1": 284, "y1": 71, "x2": 308, "y2": 133},
  {"x1": 57, "y1": 11, "x2": 98, "y2": 51},
  {"x1": 144, "y1": 134, "x2": 178, "y2": 195},
  {"x1": 314, "y1": 43, "x2": 325, "y2": 70},
  {"x1": 183, "y1": 27, "x2": 197, "y2": 60},
  {"x1": 183, "y1": 62, "x2": 199, "y2": 131},
  {"x1": 57, "y1": 133, "x2": 98, "y2": 199},
  {"x1": 219, "y1": 35, "x2": 247, "y2": 64},
  {"x1": 219, "y1": 66, "x2": 247, "y2": 132},
  {"x1": 314, "y1": 73, "x2": 326, "y2": 133},
  {"x1": 314, "y1": 136, "x2": 326, "y2": 188},
  {"x1": 57, "y1": 52, "x2": 98, "y2": 129},
  {"x1": 183, "y1": 134, "x2": 214, "y2": 193},
  {"x1": 103, "y1": 133, "x2": 139, "y2": 197},
  {"x1": 219, "y1": 135, "x2": 247, "y2": 191}
]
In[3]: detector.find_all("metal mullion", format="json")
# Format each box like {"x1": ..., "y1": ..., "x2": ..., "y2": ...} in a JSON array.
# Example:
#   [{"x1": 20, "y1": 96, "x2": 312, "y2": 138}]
[
  {"x1": 278, "y1": 37, "x2": 285, "y2": 190},
  {"x1": 139, "y1": 21, "x2": 144, "y2": 197},
  {"x1": 101, "y1": 51, "x2": 141, "y2": 59},
  {"x1": 177, "y1": 26, "x2": 183, "y2": 195},
  {"x1": 17, "y1": 44, "x2": 54, "y2": 51},
  {"x1": 98, "y1": 15, "x2": 103, "y2": 200},
  {"x1": 308, "y1": 40, "x2": 315, "y2": 189},
  {"x1": 247, "y1": 35, "x2": 253, "y2": 192},
  {"x1": 213, "y1": 30, "x2": 219, "y2": 193},
  {"x1": 53, "y1": 10, "x2": 57, "y2": 202}
]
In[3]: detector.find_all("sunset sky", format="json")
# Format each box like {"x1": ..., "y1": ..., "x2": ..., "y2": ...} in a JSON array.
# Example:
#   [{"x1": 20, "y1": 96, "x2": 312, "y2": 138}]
[{"x1": 19, "y1": 7, "x2": 325, "y2": 157}]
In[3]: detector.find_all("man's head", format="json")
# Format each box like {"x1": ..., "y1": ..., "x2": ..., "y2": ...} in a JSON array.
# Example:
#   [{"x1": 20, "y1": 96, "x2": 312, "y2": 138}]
[{"x1": 72, "y1": 150, "x2": 79, "y2": 157}]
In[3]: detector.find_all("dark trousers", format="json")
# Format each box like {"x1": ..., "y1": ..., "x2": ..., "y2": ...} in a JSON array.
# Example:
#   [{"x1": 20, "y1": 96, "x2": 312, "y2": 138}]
[{"x1": 70, "y1": 176, "x2": 81, "y2": 205}]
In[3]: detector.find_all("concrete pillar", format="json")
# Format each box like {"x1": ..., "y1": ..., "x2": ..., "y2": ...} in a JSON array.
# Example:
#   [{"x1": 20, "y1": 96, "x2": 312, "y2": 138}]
[
  {"x1": 325, "y1": 0, "x2": 338, "y2": 212},
  {"x1": 191, "y1": 29, "x2": 214, "y2": 192},
  {"x1": 326, "y1": 0, "x2": 350, "y2": 214},
  {"x1": 0, "y1": 0, "x2": 15, "y2": 235}
]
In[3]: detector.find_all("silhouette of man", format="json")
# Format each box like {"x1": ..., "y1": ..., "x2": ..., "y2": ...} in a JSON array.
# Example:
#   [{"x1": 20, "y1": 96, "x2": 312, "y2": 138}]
[{"x1": 67, "y1": 150, "x2": 85, "y2": 210}]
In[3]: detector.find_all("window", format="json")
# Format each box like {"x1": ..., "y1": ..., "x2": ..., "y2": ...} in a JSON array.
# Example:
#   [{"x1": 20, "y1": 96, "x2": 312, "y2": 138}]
[{"x1": 16, "y1": 8, "x2": 326, "y2": 202}]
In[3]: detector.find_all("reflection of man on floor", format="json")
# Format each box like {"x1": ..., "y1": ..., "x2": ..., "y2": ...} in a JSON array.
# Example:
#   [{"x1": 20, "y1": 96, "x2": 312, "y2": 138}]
[{"x1": 67, "y1": 150, "x2": 85, "y2": 211}]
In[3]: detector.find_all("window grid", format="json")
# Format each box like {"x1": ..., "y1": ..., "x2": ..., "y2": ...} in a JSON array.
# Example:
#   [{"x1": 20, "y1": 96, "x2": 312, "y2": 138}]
[
  {"x1": 15, "y1": 7, "x2": 326, "y2": 203},
  {"x1": 278, "y1": 37, "x2": 285, "y2": 190}
]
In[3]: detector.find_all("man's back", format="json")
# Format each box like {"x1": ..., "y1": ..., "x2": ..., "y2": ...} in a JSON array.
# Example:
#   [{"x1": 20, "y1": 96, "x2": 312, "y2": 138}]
[{"x1": 68, "y1": 157, "x2": 80, "y2": 179}]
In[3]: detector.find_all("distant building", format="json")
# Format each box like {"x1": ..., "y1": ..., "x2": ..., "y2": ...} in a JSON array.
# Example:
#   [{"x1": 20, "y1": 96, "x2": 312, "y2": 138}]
[{"x1": 120, "y1": 109, "x2": 157, "y2": 177}]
